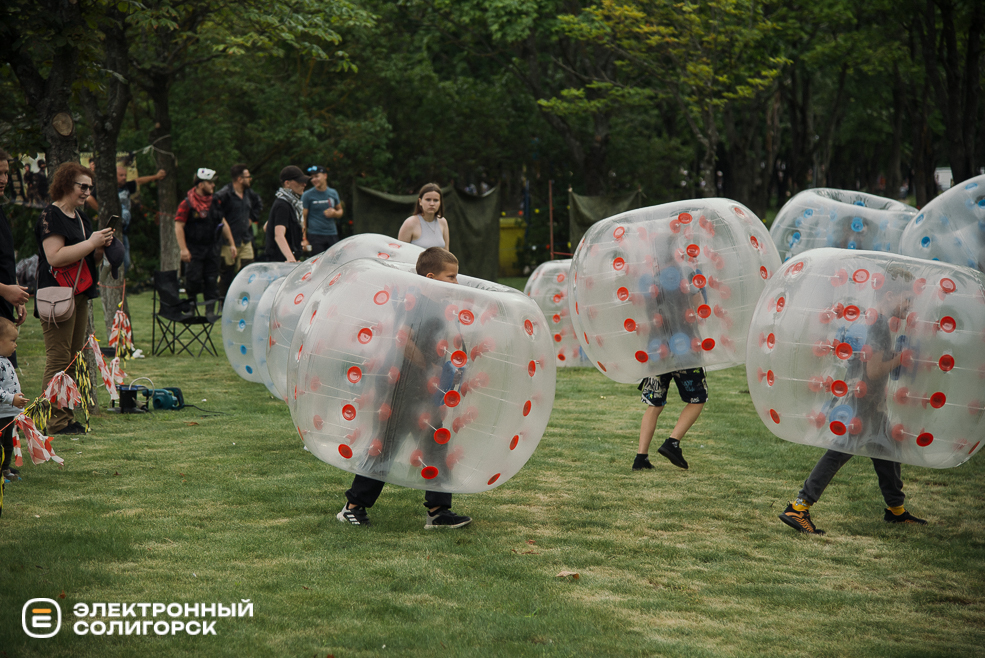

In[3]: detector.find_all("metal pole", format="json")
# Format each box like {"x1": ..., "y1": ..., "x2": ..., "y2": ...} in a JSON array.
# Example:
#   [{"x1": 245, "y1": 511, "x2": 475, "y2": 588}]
[{"x1": 548, "y1": 179, "x2": 554, "y2": 260}]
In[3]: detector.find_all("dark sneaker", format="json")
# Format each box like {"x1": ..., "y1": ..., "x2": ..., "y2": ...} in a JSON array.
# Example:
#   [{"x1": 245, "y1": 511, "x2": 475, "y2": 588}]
[
  {"x1": 337, "y1": 504, "x2": 372, "y2": 526},
  {"x1": 657, "y1": 438, "x2": 688, "y2": 469},
  {"x1": 424, "y1": 508, "x2": 472, "y2": 529},
  {"x1": 6, "y1": 467, "x2": 19, "y2": 476},
  {"x1": 779, "y1": 503, "x2": 825, "y2": 535},
  {"x1": 1, "y1": 470, "x2": 19, "y2": 482},
  {"x1": 884, "y1": 509, "x2": 927, "y2": 525},
  {"x1": 632, "y1": 456, "x2": 654, "y2": 471}
]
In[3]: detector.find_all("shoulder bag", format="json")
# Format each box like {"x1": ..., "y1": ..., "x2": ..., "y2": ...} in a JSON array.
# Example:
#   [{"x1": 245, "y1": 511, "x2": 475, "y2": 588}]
[{"x1": 36, "y1": 211, "x2": 89, "y2": 326}]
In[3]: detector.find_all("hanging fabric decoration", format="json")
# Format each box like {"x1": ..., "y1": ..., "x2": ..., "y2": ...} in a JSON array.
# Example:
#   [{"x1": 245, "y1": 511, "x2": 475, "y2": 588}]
[
  {"x1": 43, "y1": 371, "x2": 81, "y2": 410},
  {"x1": 109, "y1": 310, "x2": 134, "y2": 363},
  {"x1": 89, "y1": 335, "x2": 119, "y2": 400},
  {"x1": 15, "y1": 414, "x2": 64, "y2": 465},
  {"x1": 24, "y1": 397, "x2": 51, "y2": 435},
  {"x1": 74, "y1": 351, "x2": 94, "y2": 432},
  {"x1": 110, "y1": 357, "x2": 127, "y2": 389},
  {"x1": 11, "y1": 427, "x2": 23, "y2": 468}
]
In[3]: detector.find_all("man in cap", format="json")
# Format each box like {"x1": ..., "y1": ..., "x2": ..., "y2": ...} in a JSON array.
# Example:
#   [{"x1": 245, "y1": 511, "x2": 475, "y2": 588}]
[
  {"x1": 214, "y1": 163, "x2": 262, "y2": 297},
  {"x1": 264, "y1": 166, "x2": 308, "y2": 263},
  {"x1": 301, "y1": 165, "x2": 343, "y2": 255},
  {"x1": 174, "y1": 168, "x2": 221, "y2": 309}
]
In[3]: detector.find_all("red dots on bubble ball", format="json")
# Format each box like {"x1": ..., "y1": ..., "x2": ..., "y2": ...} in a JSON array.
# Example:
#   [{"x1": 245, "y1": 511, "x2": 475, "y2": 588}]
[
  {"x1": 522, "y1": 400, "x2": 532, "y2": 416},
  {"x1": 294, "y1": 293, "x2": 305, "y2": 305},
  {"x1": 894, "y1": 387, "x2": 910, "y2": 405},
  {"x1": 616, "y1": 287, "x2": 630, "y2": 302},
  {"x1": 557, "y1": 273, "x2": 566, "y2": 283},
  {"x1": 553, "y1": 333, "x2": 562, "y2": 343},
  {"x1": 939, "y1": 316, "x2": 956, "y2": 333},
  {"x1": 552, "y1": 313, "x2": 561, "y2": 324},
  {"x1": 357, "y1": 328, "x2": 373, "y2": 344},
  {"x1": 342, "y1": 404, "x2": 356, "y2": 421},
  {"x1": 766, "y1": 333, "x2": 776, "y2": 350},
  {"x1": 329, "y1": 272, "x2": 342, "y2": 286},
  {"x1": 510, "y1": 435, "x2": 519, "y2": 450},
  {"x1": 854, "y1": 381, "x2": 868, "y2": 398},
  {"x1": 524, "y1": 319, "x2": 534, "y2": 335},
  {"x1": 410, "y1": 449, "x2": 424, "y2": 466},
  {"x1": 760, "y1": 266, "x2": 768, "y2": 279},
  {"x1": 459, "y1": 309, "x2": 475, "y2": 325},
  {"x1": 830, "y1": 421, "x2": 847, "y2": 436},
  {"x1": 769, "y1": 409, "x2": 780, "y2": 424},
  {"x1": 939, "y1": 354, "x2": 955, "y2": 371},
  {"x1": 819, "y1": 309, "x2": 835, "y2": 324},
  {"x1": 624, "y1": 318, "x2": 637, "y2": 332},
  {"x1": 597, "y1": 361, "x2": 607, "y2": 372},
  {"x1": 312, "y1": 415, "x2": 324, "y2": 431},
  {"x1": 346, "y1": 367, "x2": 362, "y2": 384},
  {"x1": 835, "y1": 342, "x2": 853, "y2": 360},
  {"x1": 831, "y1": 380, "x2": 848, "y2": 397},
  {"x1": 679, "y1": 212, "x2": 693, "y2": 224},
  {"x1": 692, "y1": 274, "x2": 707, "y2": 288},
  {"x1": 749, "y1": 235, "x2": 759, "y2": 248},
  {"x1": 339, "y1": 444, "x2": 353, "y2": 459},
  {"x1": 812, "y1": 340, "x2": 832, "y2": 357},
  {"x1": 766, "y1": 370, "x2": 775, "y2": 386},
  {"x1": 686, "y1": 244, "x2": 700, "y2": 258},
  {"x1": 368, "y1": 439, "x2": 383, "y2": 457},
  {"x1": 775, "y1": 297, "x2": 786, "y2": 313},
  {"x1": 684, "y1": 309, "x2": 697, "y2": 323},
  {"x1": 852, "y1": 269, "x2": 869, "y2": 284},
  {"x1": 807, "y1": 376, "x2": 823, "y2": 393},
  {"x1": 843, "y1": 305, "x2": 860, "y2": 322},
  {"x1": 830, "y1": 269, "x2": 848, "y2": 286},
  {"x1": 388, "y1": 367, "x2": 401, "y2": 384},
  {"x1": 487, "y1": 473, "x2": 501, "y2": 485},
  {"x1": 930, "y1": 392, "x2": 946, "y2": 409},
  {"x1": 613, "y1": 226, "x2": 625, "y2": 240},
  {"x1": 848, "y1": 418, "x2": 863, "y2": 435},
  {"x1": 421, "y1": 466, "x2": 439, "y2": 480},
  {"x1": 436, "y1": 339, "x2": 449, "y2": 356},
  {"x1": 553, "y1": 293, "x2": 562, "y2": 304},
  {"x1": 697, "y1": 304, "x2": 711, "y2": 319},
  {"x1": 891, "y1": 424, "x2": 906, "y2": 441},
  {"x1": 939, "y1": 277, "x2": 956, "y2": 294},
  {"x1": 451, "y1": 350, "x2": 468, "y2": 367},
  {"x1": 916, "y1": 432, "x2": 934, "y2": 447},
  {"x1": 528, "y1": 360, "x2": 537, "y2": 377},
  {"x1": 444, "y1": 391, "x2": 461, "y2": 408},
  {"x1": 635, "y1": 351, "x2": 649, "y2": 363},
  {"x1": 434, "y1": 428, "x2": 451, "y2": 445},
  {"x1": 379, "y1": 403, "x2": 392, "y2": 422},
  {"x1": 374, "y1": 290, "x2": 390, "y2": 305},
  {"x1": 701, "y1": 338, "x2": 715, "y2": 351},
  {"x1": 913, "y1": 278, "x2": 927, "y2": 295},
  {"x1": 612, "y1": 257, "x2": 626, "y2": 271}
]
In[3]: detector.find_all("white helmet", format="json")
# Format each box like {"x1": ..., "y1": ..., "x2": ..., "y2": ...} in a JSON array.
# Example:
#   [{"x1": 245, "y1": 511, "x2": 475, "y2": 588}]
[{"x1": 196, "y1": 167, "x2": 216, "y2": 182}]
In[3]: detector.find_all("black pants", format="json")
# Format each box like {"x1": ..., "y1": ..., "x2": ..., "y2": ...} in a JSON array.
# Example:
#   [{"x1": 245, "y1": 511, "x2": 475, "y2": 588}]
[
  {"x1": 1, "y1": 416, "x2": 14, "y2": 471},
  {"x1": 346, "y1": 474, "x2": 452, "y2": 510},
  {"x1": 185, "y1": 244, "x2": 220, "y2": 303},
  {"x1": 798, "y1": 449, "x2": 905, "y2": 508},
  {"x1": 308, "y1": 233, "x2": 339, "y2": 256}
]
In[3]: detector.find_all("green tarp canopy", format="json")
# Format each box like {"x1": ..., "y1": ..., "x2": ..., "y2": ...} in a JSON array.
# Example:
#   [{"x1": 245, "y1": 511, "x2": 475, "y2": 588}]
[
  {"x1": 568, "y1": 190, "x2": 643, "y2": 249},
  {"x1": 352, "y1": 185, "x2": 501, "y2": 281}
]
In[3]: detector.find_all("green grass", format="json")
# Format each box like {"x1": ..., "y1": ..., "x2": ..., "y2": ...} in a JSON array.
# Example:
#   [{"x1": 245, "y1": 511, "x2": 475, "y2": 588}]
[{"x1": 2, "y1": 287, "x2": 983, "y2": 657}]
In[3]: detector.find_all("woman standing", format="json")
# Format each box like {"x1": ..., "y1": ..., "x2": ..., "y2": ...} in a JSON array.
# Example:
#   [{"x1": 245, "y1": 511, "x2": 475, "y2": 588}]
[
  {"x1": 398, "y1": 183, "x2": 449, "y2": 249},
  {"x1": 34, "y1": 162, "x2": 113, "y2": 435}
]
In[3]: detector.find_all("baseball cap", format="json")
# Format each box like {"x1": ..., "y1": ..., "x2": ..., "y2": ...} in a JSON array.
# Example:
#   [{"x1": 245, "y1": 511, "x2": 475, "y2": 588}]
[
  {"x1": 280, "y1": 165, "x2": 310, "y2": 185},
  {"x1": 196, "y1": 167, "x2": 216, "y2": 182},
  {"x1": 306, "y1": 165, "x2": 327, "y2": 175}
]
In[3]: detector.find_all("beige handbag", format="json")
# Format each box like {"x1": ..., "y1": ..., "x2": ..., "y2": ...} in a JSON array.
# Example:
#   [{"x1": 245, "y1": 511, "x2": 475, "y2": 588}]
[{"x1": 36, "y1": 261, "x2": 82, "y2": 326}]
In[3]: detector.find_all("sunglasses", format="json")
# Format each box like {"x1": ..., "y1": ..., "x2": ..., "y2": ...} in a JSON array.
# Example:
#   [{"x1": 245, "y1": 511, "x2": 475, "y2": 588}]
[{"x1": 74, "y1": 182, "x2": 94, "y2": 192}]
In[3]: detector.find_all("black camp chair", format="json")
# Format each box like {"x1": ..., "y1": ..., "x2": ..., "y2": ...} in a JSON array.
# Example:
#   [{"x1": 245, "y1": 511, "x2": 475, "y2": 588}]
[{"x1": 151, "y1": 270, "x2": 219, "y2": 357}]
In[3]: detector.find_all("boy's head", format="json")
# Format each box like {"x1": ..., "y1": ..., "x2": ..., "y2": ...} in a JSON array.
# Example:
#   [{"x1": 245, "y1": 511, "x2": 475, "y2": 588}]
[
  {"x1": 417, "y1": 247, "x2": 459, "y2": 284},
  {"x1": 0, "y1": 318, "x2": 18, "y2": 358}
]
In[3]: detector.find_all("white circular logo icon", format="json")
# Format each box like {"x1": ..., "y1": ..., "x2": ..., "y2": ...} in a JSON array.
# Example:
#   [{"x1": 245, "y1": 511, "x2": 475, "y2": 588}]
[{"x1": 22, "y1": 598, "x2": 62, "y2": 638}]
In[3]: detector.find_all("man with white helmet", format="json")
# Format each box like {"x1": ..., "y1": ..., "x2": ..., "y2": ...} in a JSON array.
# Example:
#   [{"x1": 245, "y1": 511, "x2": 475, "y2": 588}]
[{"x1": 174, "y1": 167, "x2": 220, "y2": 309}]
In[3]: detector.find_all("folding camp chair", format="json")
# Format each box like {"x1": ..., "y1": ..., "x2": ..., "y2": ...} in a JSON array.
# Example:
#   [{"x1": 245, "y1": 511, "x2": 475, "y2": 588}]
[{"x1": 151, "y1": 270, "x2": 219, "y2": 357}]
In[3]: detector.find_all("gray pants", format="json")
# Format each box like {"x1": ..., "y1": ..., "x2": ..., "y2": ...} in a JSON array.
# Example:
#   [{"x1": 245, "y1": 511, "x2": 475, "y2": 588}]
[{"x1": 798, "y1": 449, "x2": 904, "y2": 508}]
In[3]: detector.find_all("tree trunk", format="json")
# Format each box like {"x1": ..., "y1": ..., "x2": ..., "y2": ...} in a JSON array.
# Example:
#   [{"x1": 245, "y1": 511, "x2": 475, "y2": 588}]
[{"x1": 149, "y1": 79, "x2": 181, "y2": 271}]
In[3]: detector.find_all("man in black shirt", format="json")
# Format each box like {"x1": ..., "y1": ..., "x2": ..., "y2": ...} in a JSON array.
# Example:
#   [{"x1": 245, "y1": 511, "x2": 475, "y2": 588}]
[
  {"x1": 264, "y1": 166, "x2": 308, "y2": 263},
  {"x1": 0, "y1": 149, "x2": 30, "y2": 368},
  {"x1": 213, "y1": 163, "x2": 262, "y2": 296}
]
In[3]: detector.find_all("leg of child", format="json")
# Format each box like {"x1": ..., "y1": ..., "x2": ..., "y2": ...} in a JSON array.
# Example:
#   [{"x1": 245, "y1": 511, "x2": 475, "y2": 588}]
[
  {"x1": 637, "y1": 404, "x2": 664, "y2": 456},
  {"x1": 873, "y1": 458, "x2": 925, "y2": 524},
  {"x1": 670, "y1": 403, "x2": 704, "y2": 442}
]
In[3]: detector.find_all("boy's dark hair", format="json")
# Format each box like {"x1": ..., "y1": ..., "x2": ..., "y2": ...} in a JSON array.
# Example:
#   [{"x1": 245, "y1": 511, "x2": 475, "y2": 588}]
[
  {"x1": 416, "y1": 247, "x2": 458, "y2": 276},
  {"x1": 230, "y1": 163, "x2": 249, "y2": 181},
  {"x1": 0, "y1": 317, "x2": 17, "y2": 338}
]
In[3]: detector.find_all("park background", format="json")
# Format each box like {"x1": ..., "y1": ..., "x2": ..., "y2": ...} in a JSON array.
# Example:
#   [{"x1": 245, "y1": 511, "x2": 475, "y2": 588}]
[{"x1": 1, "y1": 1, "x2": 984, "y2": 655}]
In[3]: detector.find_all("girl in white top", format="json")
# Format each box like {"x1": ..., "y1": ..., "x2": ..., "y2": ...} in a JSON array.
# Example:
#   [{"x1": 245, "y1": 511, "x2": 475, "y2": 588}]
[{"x1": 398, "y1": 183, "x2": 449, "y2": 249}]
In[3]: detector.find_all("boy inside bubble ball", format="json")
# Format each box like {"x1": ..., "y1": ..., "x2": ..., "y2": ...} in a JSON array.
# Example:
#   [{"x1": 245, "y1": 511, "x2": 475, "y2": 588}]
[
  {"x1": 779, "y1": 263, "x2": 927, "y2": 535},
  {"x1": 337, "y1": 247, "x2": 473, "y2": 529}
]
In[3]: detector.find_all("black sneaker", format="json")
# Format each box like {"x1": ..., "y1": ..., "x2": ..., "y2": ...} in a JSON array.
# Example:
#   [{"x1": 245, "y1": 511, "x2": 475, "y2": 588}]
[
  {"x1": 657, "y1": 438, "x2": 688, "y2": 469},
  {"x1": 424, "y1": 508, "x2": 472, "y2": 529},
  {"x1": 884, "y1": 509, "x2": 927, "y2": 525},
  {"x1": 337, "y1": 504, "x2": 372, "y2": 526},
  {"x1": 779, "y1": 503, "x2": 825, "y2": 535},
  {"x1": 2, "y1": 469, "x2": 19, "y2": 482},
  {"x1": 632, "y1": 456, "x2": 654, "y2": 471}
]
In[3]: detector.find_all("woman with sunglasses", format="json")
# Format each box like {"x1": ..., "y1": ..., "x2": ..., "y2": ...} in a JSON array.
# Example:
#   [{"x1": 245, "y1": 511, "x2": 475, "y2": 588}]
[{"x1": 34, "y1": 162, "x2": 114, "y2": 435}]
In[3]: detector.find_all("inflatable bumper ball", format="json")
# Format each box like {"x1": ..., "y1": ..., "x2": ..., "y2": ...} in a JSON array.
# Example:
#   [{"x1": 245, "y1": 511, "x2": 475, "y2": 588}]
[
  {"x1": 769, "y1": 189, "x2": 916, "y2": 262},
  {"x1": 569, "y1": 199, "x2": 781, "y2": 384},
  {"x1": 524, "y1": 260, "x2": 590, "y2": 366},
  {"x1": 222, "y1": 262, "x2": 298, "y2": 382},
  {"x1": 288, "y1": 259, "x2": 556, "y2": 492},
  {"x1": 900, "y1": 174, "x2": 985, "y2": 272},
  {"x1": 747, "y1": 248, "x2": 985, "y2": 468}
]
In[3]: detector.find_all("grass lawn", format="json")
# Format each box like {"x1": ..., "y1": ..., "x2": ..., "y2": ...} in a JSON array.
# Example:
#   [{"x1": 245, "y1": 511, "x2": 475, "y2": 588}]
[{"x1": 1, "y1": 282, "x2": 983, "y2": 657}]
